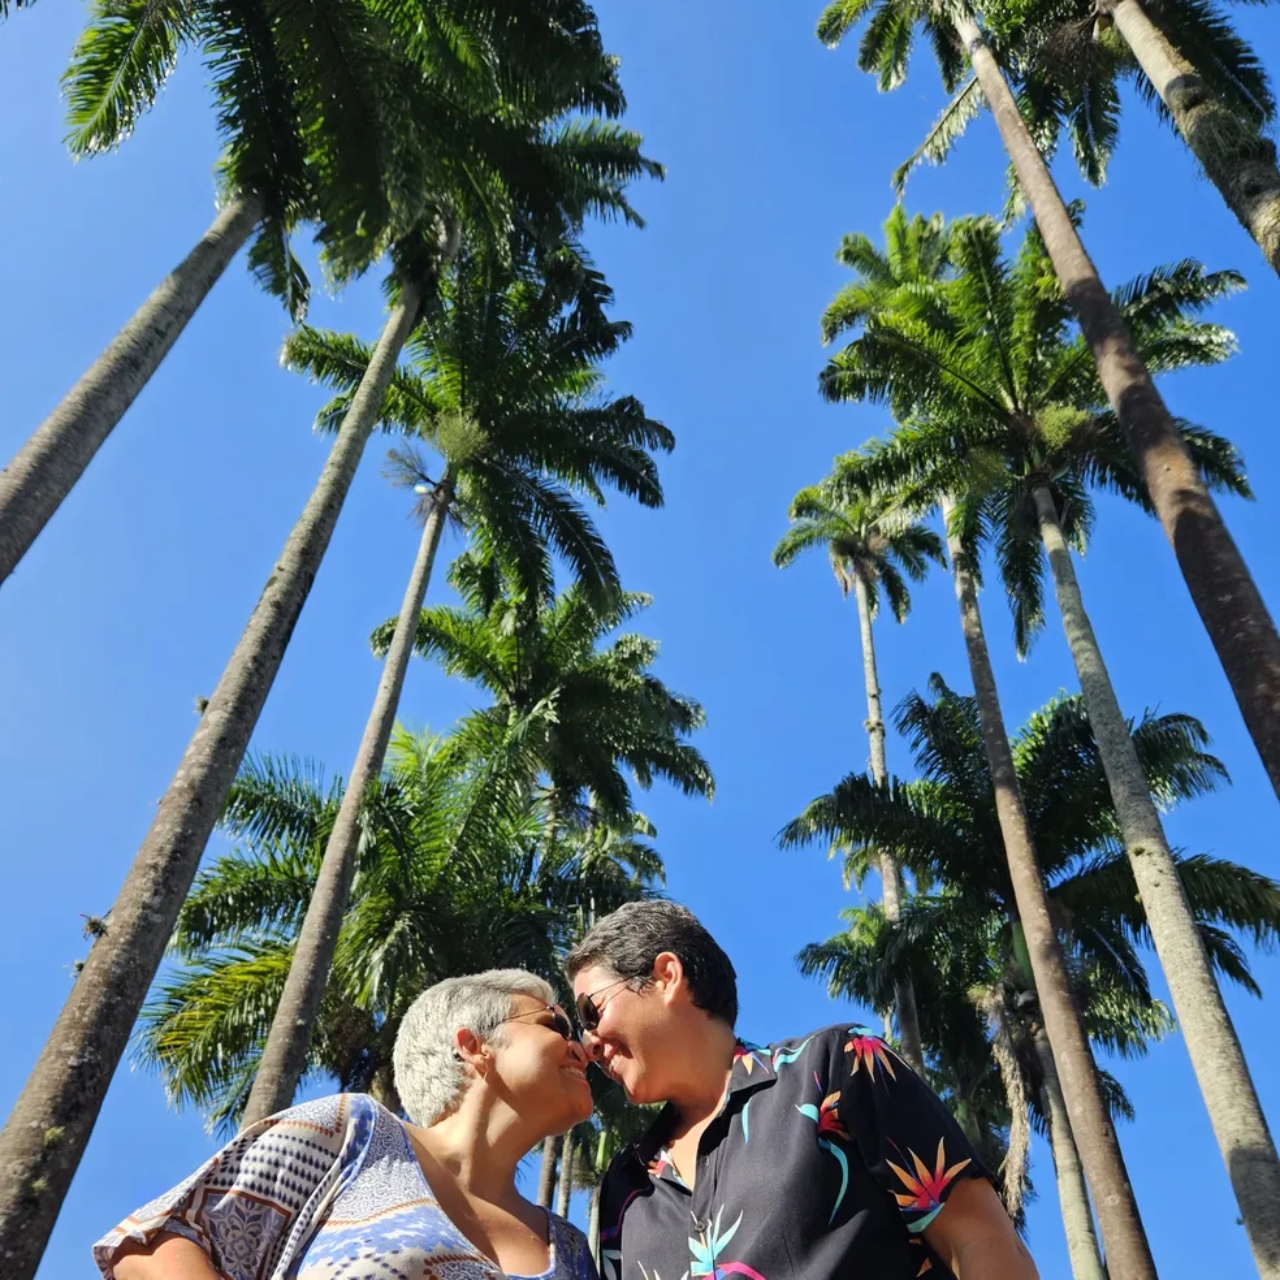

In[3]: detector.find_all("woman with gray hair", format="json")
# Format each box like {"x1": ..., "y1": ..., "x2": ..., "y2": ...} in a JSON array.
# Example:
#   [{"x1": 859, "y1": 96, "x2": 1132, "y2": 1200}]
[{"x1": 94, "y1": 970, "x2": 596, "y2": 1280}]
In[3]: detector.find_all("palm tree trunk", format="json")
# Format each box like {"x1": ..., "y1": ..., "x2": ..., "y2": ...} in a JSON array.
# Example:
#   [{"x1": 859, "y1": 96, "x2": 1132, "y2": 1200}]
[
  {"x1": 0, "y1": 285, "x2": 422, "y2": 1280},
  {"x1": 1033, "y1": 481, "x2": 1280, "y2": 1275},
  {"x1": 0, "y1": 193, "x2": 263, "y2": 588},
  {"x1": 940, "y1": 495, "x2": 1155, "y2": 1279},
  {"x1": 242, "y1": 468, "x2": 454, "y2": 1126},
  {"x1": 1031, "y1": 1022, "x2": 1107, "y2": 1280},
  {"x1": 977, "y1": 989, "x2": 1030, "y2": 1220},
  {"x1": 369, "y1": 1062, "x2": 404, "y2": 1116},
  {"x1": 588, "y1": 1185, "x2": 601, "y2": 1257},
  {"x1": 851, "y1": 571, "x2": 925, "y2": 1076},
  {"x1": 1105, "y1": 0, "x2": 1280, "y2": 276},
  {"x1": 952, "y1": 6, "x2": 1280, "y2": 809},
  {"x1": 538, "y1": 1135, "x2": 562, "y2": 1209},
  {"x1": 557, "y1": 1131, "x2": 575, "y2": 1218}
]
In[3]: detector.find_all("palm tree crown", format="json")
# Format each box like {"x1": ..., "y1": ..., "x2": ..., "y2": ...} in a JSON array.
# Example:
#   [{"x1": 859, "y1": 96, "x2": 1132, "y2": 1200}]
[
  {"x1": 383, "y1": 558, "x2": 714, "y2": 824},
  {"x1": 774, "y1": 486, "x2": 944, "y2": 619},
  {"x1": 287, "y1": 246, "x2": 673, "y2": 610},
  {"x1": 821, "y1": 212, "x2": 1250, "y2": 651}
]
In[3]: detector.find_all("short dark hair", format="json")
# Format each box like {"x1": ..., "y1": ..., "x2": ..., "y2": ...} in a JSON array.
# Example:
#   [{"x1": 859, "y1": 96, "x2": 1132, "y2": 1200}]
[{"x1": 566, "y1": 901, "x2": 738, "y2": 1027}]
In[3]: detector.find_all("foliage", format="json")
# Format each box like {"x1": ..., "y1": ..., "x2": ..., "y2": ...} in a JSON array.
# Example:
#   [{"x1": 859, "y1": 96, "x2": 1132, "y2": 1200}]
[
  {"x1": 136, "y1": 726, "x2": 665, "y2": 1133},
  {"x1": 773, "y1": 485, "x2": 944, "y2": 620},
  {"x1": 788, "y1": 678, "x2": 1280, "y2": 1193},
  {"x1": 60, "y1": 0, "x2": 661, "y2": 312},
  {"x1": 285, "y1": 245, "x2": 674, "y2": 612},
  {"x1": 820, "y1": 208, "x2": 1249, "y2": 654},
  {"x1": 377, "y1": 556, "x2": 715, "y2": 824}
]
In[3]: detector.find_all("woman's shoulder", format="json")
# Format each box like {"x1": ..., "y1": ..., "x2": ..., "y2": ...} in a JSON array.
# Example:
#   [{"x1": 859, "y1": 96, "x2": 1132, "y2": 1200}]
[
  {"x1": 257, "y1": 1091, "x2": 386, "y2": 1133},
  {"x1": 548, "y1": 1211, "x2": 597, "y2": 1280},
  {"x1": 243, "y1": 1092, "x2": 402, "y2": 1163}
]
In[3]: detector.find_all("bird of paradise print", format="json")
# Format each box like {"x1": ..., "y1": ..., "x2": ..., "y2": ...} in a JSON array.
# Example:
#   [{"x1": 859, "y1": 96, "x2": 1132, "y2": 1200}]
[
  {"x1": 888, "y1": 1137, "x2": 972, "y2": 1233},
  {"x1": 844, "y1": 1026, "x2": 898, "y2": 1084},
  {"x1": 733, "y1": 1043, "x2": 770, "y2": 1075},
  {"x1": 687, "y1": 1207, "x2": 768, "y2": 1280},
  {"x1": 796, "y1": 1078, "x2": 851, "y2": 1224},
  {"x1": 770, "y1": 1035, "x2": 814, "y2": 1070}
]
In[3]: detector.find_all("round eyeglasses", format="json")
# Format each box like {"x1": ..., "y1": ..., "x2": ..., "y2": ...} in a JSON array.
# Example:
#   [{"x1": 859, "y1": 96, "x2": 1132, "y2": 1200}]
[
  {"x1": 498, "y1": 1003, "x2": 577, "y2": 1042},
  {"x1": 575, "y1": 977, "x2": 632, "y2": 1033}
]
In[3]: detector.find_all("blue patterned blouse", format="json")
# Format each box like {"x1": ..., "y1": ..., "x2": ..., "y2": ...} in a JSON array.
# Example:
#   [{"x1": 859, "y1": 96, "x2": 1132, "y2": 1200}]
[{"x1": 93, "y1": 1093, "x2": 597, "y2": 1280}]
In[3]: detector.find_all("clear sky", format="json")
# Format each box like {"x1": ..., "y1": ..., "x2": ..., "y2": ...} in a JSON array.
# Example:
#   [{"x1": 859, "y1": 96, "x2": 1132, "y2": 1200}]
[{"x1": 3, "y1": 3, "x2": 1279, "y2": 1277}]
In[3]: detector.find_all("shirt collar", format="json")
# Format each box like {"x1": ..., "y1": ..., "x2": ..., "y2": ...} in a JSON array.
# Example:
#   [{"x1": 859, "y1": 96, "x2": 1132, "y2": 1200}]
[{"x1": 728, "y1": 1041, "x2": 777, "y2": 1095}]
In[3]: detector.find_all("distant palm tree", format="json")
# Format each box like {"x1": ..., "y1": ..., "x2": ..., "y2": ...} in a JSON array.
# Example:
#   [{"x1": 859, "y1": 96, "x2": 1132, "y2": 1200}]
[
  {"x1": 241, "y1": 247, "x2": 674, "y2": 1123},
  {"x1": 774, "y1": 481, "x2": 943, "y2": 1073},
  {"x1": 825, "y1": 208, "x2": 1280, "y2": 1262},
  {"x1": 794, "y1": 680, "x2": 1280, "y2": 1277},
  {"x1": 388, "y1": 561, "x2": 715, "y2": 825},
  {"x1": 818, "y1": 3, "x2": 1280, "y2": 906},
  {"x1": 137, "y1": 726, "x2": 664, "y2": 1131}
]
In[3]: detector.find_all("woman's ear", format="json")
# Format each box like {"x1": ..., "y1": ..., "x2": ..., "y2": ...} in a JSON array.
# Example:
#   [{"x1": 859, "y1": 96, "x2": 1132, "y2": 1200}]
[
  {"x1": 454, "y1": 1027, "x2": 489, "y2": 1073},
  {"x1": 651, "y1": 951, "x2": 686, "y2": 1006}
]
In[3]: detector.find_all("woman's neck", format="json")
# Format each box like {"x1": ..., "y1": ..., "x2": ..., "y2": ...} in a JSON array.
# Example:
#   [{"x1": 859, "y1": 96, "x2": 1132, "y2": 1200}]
[
  {"x1": 409, "y1": 1100, "x2": 530, "y2": 1207},
  {"x1": 667, "y1": 1019, "x2": 739, "y2": 1127}
]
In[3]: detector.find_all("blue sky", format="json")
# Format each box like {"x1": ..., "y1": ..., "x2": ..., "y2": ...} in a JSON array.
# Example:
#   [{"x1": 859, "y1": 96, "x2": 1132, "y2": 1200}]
[{"x1": 3, "y1": 2, "x2": 1279, "y2": 1276}]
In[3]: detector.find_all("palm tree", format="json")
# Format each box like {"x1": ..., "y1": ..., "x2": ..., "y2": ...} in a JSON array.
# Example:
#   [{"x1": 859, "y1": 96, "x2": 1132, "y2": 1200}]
[
  {"x1": 240, "y1": 248, "x2": 674, "y2": 1124},
  {"x1": 817, "y1": 2, "x2": 1280, "y2": 845},
  {"x1": 1008, "y1": 0, "x2": 1280, "y2": 275},
  {"x1": 0, "y1": 0, "x2": 517, "y2": 585},
  {"x1": 814, "y1": 205, "x2": 1155, "y2": 1273},
  {"x1": 135, "y1": 726, "x2": 665, "y2": 1132},
  {"x1": 789, "y1": 680, "x2": 1280, "y2": 1278},
  {"x1": 825, "y1": 210, "x2": 1280, "y2": 1267},
  {"x1": 893, "y1": 0, "x2": 1280, "y2": 275},
  {"x1": 0, "y1": 42, "x2": 660, "y2": 1280},
  {"x1": 773, "y1": 482, "x2": 943, "y2": 1073},
  {"x1": 387, "y1": 562, "x2": 715, "y2": 826}
]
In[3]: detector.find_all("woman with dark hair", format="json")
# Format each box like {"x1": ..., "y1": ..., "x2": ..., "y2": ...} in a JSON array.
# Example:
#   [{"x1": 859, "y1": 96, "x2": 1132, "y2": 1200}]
[
  {"x1": 95, "y1": 970, "x2": 595, "y2": 1280},
  {"x1": 567, "y1": 901, "x2": 1036, "y2": 1280}
]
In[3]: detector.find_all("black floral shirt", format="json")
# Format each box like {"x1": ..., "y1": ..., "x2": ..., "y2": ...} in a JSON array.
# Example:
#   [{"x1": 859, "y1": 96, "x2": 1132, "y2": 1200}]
[{"x1": 597, "y1": 1025, "x2": 990, "y2": 1280}]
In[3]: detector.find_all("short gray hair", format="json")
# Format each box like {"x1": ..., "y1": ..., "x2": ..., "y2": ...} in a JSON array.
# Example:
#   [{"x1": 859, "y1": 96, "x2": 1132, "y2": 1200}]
[{"x1": 393, "y1": 970, "x2": 557, "y2": 1126}]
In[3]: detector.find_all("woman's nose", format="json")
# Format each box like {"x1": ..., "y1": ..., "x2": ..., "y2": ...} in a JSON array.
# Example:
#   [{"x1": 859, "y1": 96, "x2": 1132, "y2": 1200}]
[
  {"x1": 579, "y1": 1028, "x2": 604, "y2": 1061},
  {"x1": 566, "y1": 1037, "x2": 591, "y2": 1069}
]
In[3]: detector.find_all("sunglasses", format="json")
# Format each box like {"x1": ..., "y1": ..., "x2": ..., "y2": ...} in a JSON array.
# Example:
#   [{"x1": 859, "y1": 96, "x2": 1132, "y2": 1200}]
[
  {"x1": 499, "y1": 1003, "x2": 578, "y2": 1042},
  {"x1": 575, "y1": 977, "x2": 632, "y2": 1033}
]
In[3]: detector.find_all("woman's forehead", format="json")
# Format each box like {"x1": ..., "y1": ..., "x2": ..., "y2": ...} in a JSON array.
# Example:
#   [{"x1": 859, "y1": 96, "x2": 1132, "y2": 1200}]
[{"x1": 570, "y1": 964, "x2": 613, "y2": 994}]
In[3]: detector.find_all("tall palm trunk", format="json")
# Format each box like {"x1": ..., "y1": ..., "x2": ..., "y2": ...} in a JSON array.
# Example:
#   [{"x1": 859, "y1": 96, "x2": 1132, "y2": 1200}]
[
  {"x1": 940, "y1": 496, "x2": 1156, "y2": 1279},
  {"x1": 1031, "y1": 1022, "x2": 1108, "y2": 1280},
  {"x1": 1105, "y1": 0, "x2": 1280, "y2": 276},
  {"x1": 1032, "y1": 481, "x2": 1280, "y2": 1274},
  {"x1": 242, "y1": 467, "x2": 454, "y2": 1126},
  {"x1": 0, "y1": 285, "x2": 422, "y2": 1280},
  {"x1": 588, "y1": 1184, "x2": 601, "y2": 1256},
  {"x1": 0, "y1": 194, "x2": 263, "y2": 588},
  {"x1": 538, "y1": 1135, "x2": 562, "y2": 1209},
  {"x1": 369, "y1": 1062, "x2": 403, "y2": 1116},
  {"x1": 851, "y1": 571, "x2": 925, "y2": 1075},
  {"x1": 557, "y1": 1131, "x2": 575, "y2": 1217},
  {"x1": 977, "y1": 989, "x2": 1030, "y2": 1219},
  {"x1": 952, "y1": 7, "x2": 1280, "y2": 808}
]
